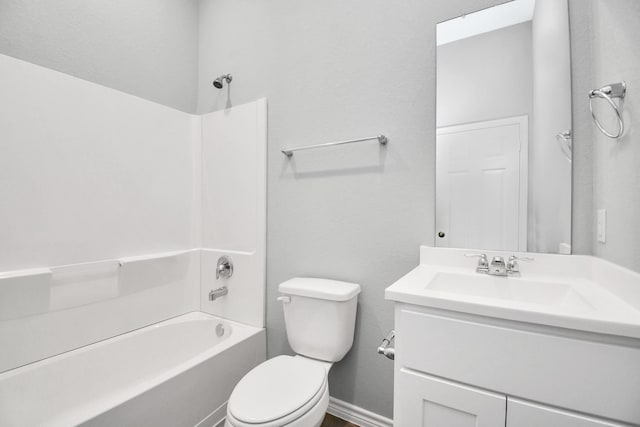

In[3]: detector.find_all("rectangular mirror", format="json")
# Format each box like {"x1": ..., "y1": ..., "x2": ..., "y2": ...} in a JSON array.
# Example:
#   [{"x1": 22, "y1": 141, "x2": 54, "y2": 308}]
[{"x1": 435, "y1": 0, "x2": 572, "y2": 254}]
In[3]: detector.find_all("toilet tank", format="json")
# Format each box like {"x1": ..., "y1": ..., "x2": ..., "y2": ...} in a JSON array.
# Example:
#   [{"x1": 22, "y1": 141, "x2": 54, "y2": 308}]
[{"x1": 278, "y1": 278, "x2": 361, "y2": 362}]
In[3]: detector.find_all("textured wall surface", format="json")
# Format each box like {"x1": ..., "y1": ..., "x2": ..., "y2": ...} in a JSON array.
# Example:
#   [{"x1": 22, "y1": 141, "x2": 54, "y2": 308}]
[
  {"x1": 590, "y1": 0, "x2": 640, "y2": 271},
  {"x1": 0, "y1": 0, "x2": 200, "y2": 113},
  {"x1": 567, "y1": 0, "x2": 595, "y2": 256}
]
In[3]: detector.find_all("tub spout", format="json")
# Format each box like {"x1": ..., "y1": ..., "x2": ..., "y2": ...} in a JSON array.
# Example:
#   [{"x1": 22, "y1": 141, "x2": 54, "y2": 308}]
[{"x1": 209, "y1": 286, "x2": 228, "y2": 301}]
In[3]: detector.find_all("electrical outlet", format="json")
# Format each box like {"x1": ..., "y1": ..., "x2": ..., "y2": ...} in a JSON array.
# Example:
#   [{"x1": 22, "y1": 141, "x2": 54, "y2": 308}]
[{"x1": 597, "y1": 209, "x2": 607, "y2": 243}]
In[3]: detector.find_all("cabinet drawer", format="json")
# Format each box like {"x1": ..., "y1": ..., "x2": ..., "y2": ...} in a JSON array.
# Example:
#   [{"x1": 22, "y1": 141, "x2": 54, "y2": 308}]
[
  {"x1": 507, "y1": 398, "x2": 628, "y2": 427},
  {"x1": 396, "y1": 305, "x2": 640, "y2": 424}
]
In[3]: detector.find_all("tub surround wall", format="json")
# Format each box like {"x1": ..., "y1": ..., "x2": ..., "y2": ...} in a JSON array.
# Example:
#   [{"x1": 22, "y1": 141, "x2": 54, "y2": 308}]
[
  {"x1": 0, "y1": 55, "x2": 266, "y2": 371},
  {"x1": 0, "y1": 54, "x2": 203, "y2": 371},
  {"x1": 0, "y1": 0, "x2": 200, "y2": 113},
  {"x1": 200, "y1": 99, "x2": 268, "y2": 328},
  {"x1": 0, "y1": 54, "x2": 200, "y2": 272}
]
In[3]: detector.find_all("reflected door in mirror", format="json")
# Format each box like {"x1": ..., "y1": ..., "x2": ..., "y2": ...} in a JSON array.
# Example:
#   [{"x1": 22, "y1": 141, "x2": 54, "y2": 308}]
[
  {"x1": 436, "y1": 117, "x2": 528, "y2": 251},
  {"x1": 435, "y1": 0, "x2": 572, "y2": 254}
]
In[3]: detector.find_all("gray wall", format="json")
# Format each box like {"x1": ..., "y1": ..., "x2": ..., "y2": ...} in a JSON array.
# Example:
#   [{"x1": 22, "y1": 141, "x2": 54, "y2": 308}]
[
  {"x1": 0, "y1": 0, "x2": 200, "y2": 113},
  {"x1": 197, "y1": 0, "x2": 507, "y2": 418},
  {"x1": 569, "y1": 0, "x2": 595, "y2": 256},
  {"x1": 590, "y1": 0, "x2": 640, "y2": 271}
]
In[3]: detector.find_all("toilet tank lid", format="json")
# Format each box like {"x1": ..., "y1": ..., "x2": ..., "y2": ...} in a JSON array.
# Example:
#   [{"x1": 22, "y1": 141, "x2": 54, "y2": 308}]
[{"x1": 279, "y1": 277, "x2": 361, "y2": 301}]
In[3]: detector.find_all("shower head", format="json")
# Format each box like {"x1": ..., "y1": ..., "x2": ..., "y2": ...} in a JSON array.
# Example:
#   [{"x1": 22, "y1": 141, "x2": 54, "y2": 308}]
[{"x1": 213, "y1": 74, "x2": 233, "y2": 89}]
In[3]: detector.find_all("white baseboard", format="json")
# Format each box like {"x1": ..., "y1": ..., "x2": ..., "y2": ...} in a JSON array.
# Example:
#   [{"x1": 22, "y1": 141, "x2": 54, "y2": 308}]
[
  {"x1": 327, "y1": 397, "x2": 393, "y2": 427},
  {"x1": 199, "y1": 397, "x2": 393, "y2": 427}
]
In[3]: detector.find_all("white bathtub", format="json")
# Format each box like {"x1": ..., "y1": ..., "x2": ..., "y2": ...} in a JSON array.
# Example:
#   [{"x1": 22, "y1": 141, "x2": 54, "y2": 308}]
[{"x1": 0, "y1": 312, "x2": 265, "y2": 427}]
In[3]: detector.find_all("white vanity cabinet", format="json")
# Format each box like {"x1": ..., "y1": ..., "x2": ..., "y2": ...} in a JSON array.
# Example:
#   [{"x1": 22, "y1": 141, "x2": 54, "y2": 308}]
[
  {"x1": 386, "y1": 247, "x2": 640, "y2": 427},
  {"x1": 395, "y1": 370, "x2": 628, "y2": 427},
  {"x1": 391, "y1": 303, "x2": 640, "y2": 427}
]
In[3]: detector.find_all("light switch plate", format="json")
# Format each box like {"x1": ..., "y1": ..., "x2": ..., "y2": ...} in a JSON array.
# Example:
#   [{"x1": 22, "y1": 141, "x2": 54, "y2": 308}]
[{"x1": 597, "y1": 209, "x2": 607, "y2": 243}]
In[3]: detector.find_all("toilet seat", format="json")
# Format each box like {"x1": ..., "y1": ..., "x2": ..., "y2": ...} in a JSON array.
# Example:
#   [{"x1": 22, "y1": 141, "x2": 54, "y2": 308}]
[{"x1": 227, "y1": 356, "x2": 328, "y2": 427}]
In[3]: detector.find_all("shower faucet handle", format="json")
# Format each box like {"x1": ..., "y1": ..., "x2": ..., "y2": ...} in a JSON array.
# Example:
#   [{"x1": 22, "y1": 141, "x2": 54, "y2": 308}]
[{"x1": 216, "y1": 255, "x2": 234, "y2": 280}]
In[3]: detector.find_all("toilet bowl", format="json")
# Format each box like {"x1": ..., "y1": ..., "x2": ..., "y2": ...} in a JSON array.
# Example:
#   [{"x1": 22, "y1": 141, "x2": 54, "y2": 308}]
[
  {"x1": 225, "y1": 356, "x2": 331, "y2": 427},
  {"x1": 225, "y1": 278, "x2": 361, "y2": 427}
]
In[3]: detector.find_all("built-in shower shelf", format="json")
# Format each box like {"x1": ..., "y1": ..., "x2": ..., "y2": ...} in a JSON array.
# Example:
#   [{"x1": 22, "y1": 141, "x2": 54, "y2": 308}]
[
  {"x1": 0, "y1": 250, "x2": 194, "y2": 320},
  {"x1": 0, "y1": 269, "x2": 52, "y2": 322},
  {"x1": 0, "y1": 249, "x2": 200, "y2": 373}
]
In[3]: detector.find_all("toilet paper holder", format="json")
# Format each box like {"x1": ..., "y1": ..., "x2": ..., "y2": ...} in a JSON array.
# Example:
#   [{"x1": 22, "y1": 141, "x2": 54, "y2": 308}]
[{"x1": 377, "y1": 330, "x2": 395, "y2": 360}]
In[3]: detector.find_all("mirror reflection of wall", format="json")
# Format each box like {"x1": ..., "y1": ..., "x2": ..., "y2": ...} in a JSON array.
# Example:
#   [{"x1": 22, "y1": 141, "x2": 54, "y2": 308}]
[{"x1": 436, "y1": 0, "x2": 572, "y2": 254}]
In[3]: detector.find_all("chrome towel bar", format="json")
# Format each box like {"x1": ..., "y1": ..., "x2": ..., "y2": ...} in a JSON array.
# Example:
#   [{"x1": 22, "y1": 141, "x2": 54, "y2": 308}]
[{"x1": 282, "y1": 135, "x2": 388, "y2": 157}]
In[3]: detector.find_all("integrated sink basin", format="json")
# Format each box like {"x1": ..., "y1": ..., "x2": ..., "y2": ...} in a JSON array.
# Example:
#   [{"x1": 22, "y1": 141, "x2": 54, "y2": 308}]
[
  {"x1": 426, "y1": 272, "x2": 595, "y2": 312},
  {"x1": 385, "y1": 247, "x2": 640, "y2": 339}
]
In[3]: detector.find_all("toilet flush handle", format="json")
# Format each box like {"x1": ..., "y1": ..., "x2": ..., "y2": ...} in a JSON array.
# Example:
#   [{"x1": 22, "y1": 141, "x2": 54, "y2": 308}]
[{"x1": 277, "y1": 295, "x2": 291, "y2": 303}]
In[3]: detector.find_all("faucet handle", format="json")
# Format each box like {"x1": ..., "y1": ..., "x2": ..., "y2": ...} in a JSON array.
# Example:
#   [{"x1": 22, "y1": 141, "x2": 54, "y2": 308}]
[
  {"x1": 216, "y1": 255, "x2": 234, "y2": 280},
  {"x1": 507, "y1": 255, "x2": 534, "y2": 274},
  {"x1": 465, "y1": 253, "x2": 489, "y2": 272}
]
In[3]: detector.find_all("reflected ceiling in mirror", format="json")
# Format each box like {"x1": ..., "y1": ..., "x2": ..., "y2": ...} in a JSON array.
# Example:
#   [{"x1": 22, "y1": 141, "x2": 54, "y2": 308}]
[{"x1": 435, "y1": 0, "x2": 572, "y2": 254}]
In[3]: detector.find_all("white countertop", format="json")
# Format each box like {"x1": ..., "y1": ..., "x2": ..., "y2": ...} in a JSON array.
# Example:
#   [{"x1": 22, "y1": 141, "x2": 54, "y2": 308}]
[{"x1": 385, "y1": 247, "x2": 640, "y2": 339}]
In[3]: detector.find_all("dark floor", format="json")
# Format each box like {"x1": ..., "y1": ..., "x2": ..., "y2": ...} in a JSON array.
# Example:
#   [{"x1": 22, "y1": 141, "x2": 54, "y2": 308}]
[{"x1": 321, "y1": 413, "x2": 360, "y2": 427}]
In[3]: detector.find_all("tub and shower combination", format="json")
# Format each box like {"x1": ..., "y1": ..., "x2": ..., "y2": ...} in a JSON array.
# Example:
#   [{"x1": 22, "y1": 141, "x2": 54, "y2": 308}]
[
  {"x1": 0, "y1": 313, "x2": 265, "y2": 427},
  {"x1": 0, "y1": 56, "x2": 269, "y2": 426}
]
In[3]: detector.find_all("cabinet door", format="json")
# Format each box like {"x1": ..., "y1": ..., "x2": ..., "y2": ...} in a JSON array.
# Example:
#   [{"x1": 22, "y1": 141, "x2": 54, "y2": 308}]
[
  {"x1": 507, "y1": 398, "x2": 626, "y2": 427},
  {"x1": 395, "y1": 369, "x2": 506, "y2": 427}
]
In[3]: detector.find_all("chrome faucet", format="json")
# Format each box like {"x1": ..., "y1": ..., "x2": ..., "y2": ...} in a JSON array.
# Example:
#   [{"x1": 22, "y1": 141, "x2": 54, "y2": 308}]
[
  {"x1": 209, "y1": 286, "x2": 228, "y2": 301},
  {"x1": 489, "y1": 256, "x2": 507, "y2": 276},
  {"x1": 466, "y1": 253, "x2": 534, "y2": 276}
]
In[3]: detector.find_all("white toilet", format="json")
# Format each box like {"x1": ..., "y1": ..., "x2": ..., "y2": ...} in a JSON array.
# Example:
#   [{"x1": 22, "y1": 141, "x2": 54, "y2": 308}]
[{"x1": 225, "y1": 277, "x2": 361, "y2": 427}]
